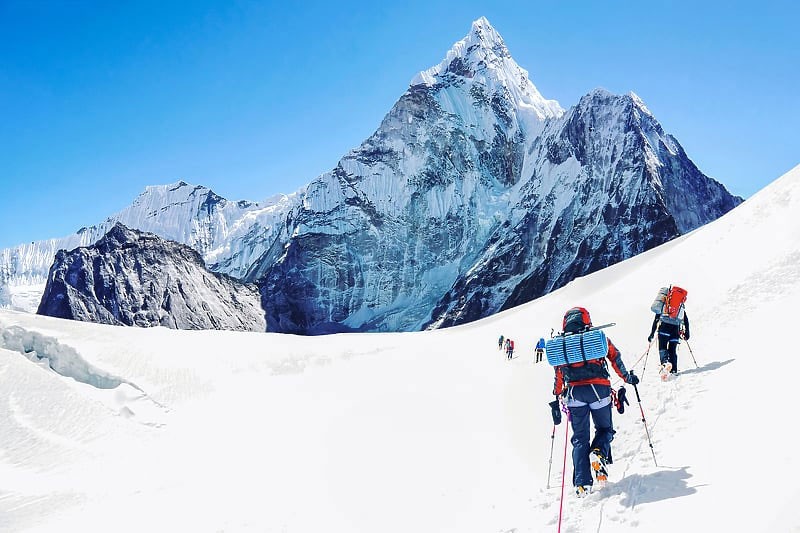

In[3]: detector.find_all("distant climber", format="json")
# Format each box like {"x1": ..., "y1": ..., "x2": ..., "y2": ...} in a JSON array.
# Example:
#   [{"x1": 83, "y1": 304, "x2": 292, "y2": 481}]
[
  {"x1": 535, "y1": 337, "x2": 545, "y2": 363},
  {"x1": 648, "y1": 285, "x2": 690, "y2": 379}
]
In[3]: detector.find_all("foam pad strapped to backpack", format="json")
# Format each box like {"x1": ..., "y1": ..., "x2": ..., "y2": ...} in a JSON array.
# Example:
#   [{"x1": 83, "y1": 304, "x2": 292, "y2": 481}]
[{"x1": 545, "y1": 329, "x2": 608, "y2": 366}]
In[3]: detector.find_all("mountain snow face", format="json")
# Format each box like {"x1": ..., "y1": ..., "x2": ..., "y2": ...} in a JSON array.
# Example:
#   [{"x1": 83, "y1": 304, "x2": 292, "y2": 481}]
[
  {"x1": 425, "y1": 89, "x2": 742, "y2": 328},
  {"x1": 37, "y1": 223, "x2": 266, "y2": 331},
  {"x1": 252, "y1": 20, "x2": 740, "y2": 333},
  {"x1": 0, "y1": 181, "x2": 297, "y2": 290},
  {"x1": 2, "y1": 18, "x2": 742, "y2": 334},
  {"x1": 250, "y1": 18, "x2": 565, "y2": 334}
]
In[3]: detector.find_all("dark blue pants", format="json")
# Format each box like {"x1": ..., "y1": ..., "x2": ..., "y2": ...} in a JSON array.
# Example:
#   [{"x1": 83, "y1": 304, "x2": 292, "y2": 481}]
[
  {"x1": 658, "y1": 331, "x2": 679, "y2": 372},
  {"x1": 567, "y1": 384, "x2": 615, "y2": 487}
]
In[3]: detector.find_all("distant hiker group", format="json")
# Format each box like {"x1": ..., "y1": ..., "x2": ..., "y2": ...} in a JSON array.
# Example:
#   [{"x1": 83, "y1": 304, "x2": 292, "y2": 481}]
[
  {"x1": 536, "y1": 283, "x2": 693, "y2": 505},
  {"x1": 496, "y1": 334, "x2": 546, "y2": 363},
  {"x1": 498, "y1": 335, "x2": 516, "y2": 359}
]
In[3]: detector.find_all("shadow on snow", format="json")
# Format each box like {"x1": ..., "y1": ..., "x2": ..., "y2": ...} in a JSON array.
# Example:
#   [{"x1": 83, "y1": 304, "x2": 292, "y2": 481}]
[
  {"x1": 677, "y1": 358, "x2": 735, "y2": 376},
  {"x1": 608, "y1": 466, "x2": 700, "y2": 507}
]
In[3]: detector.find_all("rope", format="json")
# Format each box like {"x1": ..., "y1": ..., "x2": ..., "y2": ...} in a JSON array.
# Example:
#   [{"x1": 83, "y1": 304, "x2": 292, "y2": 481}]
[{"x1": 611, "y1": 341, "x2": 652, "y2": 388}]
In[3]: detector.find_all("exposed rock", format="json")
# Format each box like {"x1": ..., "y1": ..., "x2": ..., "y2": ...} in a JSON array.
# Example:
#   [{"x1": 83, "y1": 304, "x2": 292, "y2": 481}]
[{"x1": 37, "y1": 223, "x2": 266, "y2": 331}]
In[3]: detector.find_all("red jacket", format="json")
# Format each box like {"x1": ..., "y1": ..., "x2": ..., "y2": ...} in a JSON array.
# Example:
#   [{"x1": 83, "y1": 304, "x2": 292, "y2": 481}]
[{"x1": 552, "y1": 338, "x2": 628, "y2": 395}]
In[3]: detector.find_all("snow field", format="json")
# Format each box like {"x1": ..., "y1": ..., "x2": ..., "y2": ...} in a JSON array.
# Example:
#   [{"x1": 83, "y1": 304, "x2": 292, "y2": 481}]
[{"x1": 0, "y1": 165, "x2": 799, "y2": 531}]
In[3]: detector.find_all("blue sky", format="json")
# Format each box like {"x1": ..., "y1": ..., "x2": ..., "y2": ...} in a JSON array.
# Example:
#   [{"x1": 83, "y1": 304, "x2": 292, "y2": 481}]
[{"x1": 1, "y1": 0, "x2": 797, "y2": 249}]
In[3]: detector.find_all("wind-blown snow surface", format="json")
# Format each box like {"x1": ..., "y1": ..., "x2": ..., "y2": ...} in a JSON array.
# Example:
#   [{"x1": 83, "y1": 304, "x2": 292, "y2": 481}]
[{"x1": 1, "y1": 164, "x2": 798, "y2": 532}]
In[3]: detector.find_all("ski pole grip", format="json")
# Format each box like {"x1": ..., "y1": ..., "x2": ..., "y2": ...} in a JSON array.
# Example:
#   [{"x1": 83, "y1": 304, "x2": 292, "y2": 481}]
[{"x1": 633, "y1": 382, "x2": 642, "y2": 403}]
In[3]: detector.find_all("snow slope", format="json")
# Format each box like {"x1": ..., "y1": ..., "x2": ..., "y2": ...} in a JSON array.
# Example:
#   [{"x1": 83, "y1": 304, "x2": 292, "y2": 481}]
[{"x1": 0, "y1": 164, "x2": 798, "y2": 532}]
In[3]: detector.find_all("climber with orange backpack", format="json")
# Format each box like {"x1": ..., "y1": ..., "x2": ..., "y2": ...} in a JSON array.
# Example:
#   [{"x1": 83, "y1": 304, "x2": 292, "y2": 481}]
[{"x1": 648, "y1": 285, "x2": 690, "y2": 378}]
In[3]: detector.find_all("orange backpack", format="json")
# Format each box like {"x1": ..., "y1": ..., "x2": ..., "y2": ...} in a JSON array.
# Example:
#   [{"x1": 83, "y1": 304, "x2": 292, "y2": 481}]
[{"x1": 660, "y1": 285, "x2": 687, "y2": 325}]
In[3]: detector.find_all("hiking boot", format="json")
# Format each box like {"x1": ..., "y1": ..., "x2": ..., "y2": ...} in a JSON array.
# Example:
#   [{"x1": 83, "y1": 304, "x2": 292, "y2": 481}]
[
  {"x1": 659, "y1": 362, "x2": 672, "y2": 381},
  {"x1": 575, "y1": 485, "x2": 592, "y2": 498},
  {"x1": 590, "y1": 448, "x2": 608, "y2": 485}
]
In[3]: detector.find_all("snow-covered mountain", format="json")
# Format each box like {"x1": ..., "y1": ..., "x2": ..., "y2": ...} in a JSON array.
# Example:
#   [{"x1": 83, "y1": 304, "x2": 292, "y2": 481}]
[
  {"x1": 253, "y1": 18, "x2": 740, "y2": 333},
  {"x1": 0, "y1": 181, "x2": 297, "y2": 294},
  {"x1": 37, "y1": 223, "x2": 265, "y2": 331},
  {"x1": 426, "y1": 88, "x2": 741, "y2": 328},
  {"x1": 1, "y1": 17, "x2": 740, "y2": 334},
  {"x1": 1, "y1": 163, "x2": 797, "y2": 532}
]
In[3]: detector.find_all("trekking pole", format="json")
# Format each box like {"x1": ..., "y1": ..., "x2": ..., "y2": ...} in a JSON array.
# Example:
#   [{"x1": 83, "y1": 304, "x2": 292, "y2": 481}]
[
  {"x1": 641, "y1": 341, "x2": 653, "y2": 377},
  {"x1": 685, "y1": 340, "x2": 699, "y2": 368},
  {"x1": 546, "y1": 424, "x2": 556, "y2": 489},
  {"x1": 557, "y1": 406, "x2": 570, "y2": 533},
  {"x1": 632, "y1": 381, "x2": 658, "y2": 467}
]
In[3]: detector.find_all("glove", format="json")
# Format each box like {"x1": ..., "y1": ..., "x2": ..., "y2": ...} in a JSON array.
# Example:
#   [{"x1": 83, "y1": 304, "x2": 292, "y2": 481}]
[
  {"x1": 549, "y1": 399, "x2": 562, "y2": 425},
  {"x1": 625, "y1": 371, "x2": 639, "y2": 385},
  {"x1": 616, "y1": 386, "x2": 630, "y2": 414},
  {"x1": 647, "y1": 334, "x2": 653, "y2": 343},
  {"x1": 685, "y1": 333, "x2": 690, "y2": 341}
]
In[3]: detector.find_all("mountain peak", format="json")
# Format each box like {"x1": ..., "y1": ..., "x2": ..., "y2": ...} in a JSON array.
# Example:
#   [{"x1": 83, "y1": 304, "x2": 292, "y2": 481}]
[
  {"x1": 627, "y1": 91, "x2": 653, "y2": 116},
  {"x1": 410, "y1": 17, "x2": 562, "y2": 120},
  {"x1": 466, "y1": 16, "x2": 510, "y2": 59},
  {"x1": 411, "y1": 17, "x2": 511, "y2": 86}
]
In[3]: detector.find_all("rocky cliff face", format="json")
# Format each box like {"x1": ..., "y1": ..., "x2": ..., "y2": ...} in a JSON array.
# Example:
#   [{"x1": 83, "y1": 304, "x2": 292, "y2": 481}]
[
  {"x1": 37, "y1": 223, "x2": 266, "y2": 331},
  {"x1": 425, "y1": 89, "x2": 741, "y2": 328}
]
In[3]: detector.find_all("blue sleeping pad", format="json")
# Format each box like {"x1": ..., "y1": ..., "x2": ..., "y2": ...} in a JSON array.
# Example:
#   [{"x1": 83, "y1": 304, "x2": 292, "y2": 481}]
[{"x1": 545, "y1": 329, "x2": 608, "y2": 366}]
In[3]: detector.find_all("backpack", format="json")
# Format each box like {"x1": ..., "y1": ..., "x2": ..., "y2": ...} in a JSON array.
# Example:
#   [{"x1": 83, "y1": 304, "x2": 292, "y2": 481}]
[
  {"x1": 545, "y1": 329, "x2": 608, "y2": 366},
  {"x1": 546, "y1": 307, "x2": 611, "y2": 383},
  {"x1": 650, "y1": 286, "x2": 670, "y2": 314},
  {"x1": 659, "y1": 285, "x2": 687, "y2": 326}
]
